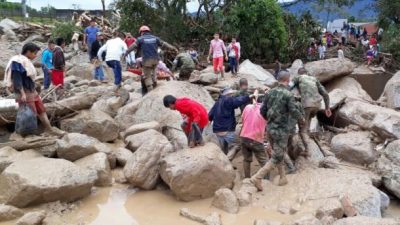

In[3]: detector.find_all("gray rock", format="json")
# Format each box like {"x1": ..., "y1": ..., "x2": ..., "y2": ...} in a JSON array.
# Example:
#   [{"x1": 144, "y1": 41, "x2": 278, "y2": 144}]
[
  {"x1": 0, "y1": 204, "x2": 24, "y2": 222},
  {"x1": 379, "y1": 190, "x2": 390, "y2": 211},
  {"x1": 338, "y1": 100, "x2": 400, "y2": 139},
  {"x1": 122, "y1": 121, "x2": 161, "y2": 139},
  {"x1": 211, "y1": 188, "x2": 239, "y2": 214},
  {"x1": 239, "y1": 60, "x2": 277, "y2": 87},
  {"x1": 124, "y1": 130, "x2": 174, "y2": 190},
  {"x1": 91, "y1": 90, "x2": 130, "y2": 117},
  {"x1": 66, "y1": 63, "x2": 93, "y2": 80},
  {"x1": 332, "y1": 216, "x2": 398, "y2": 225},
  {"x1": 289, "y1": 59, "x2": 304, "y2": 78},
  {"x1": 325, "y1": 76, "x2": 372, "y2": 102},
  {"x1": 0, "y1": 158, "x2": 96, "y2": 207},
  {"x1": 236, "y1": 190, "x2": 252, "y2": 207},
  {"x1": 189, "y1": 71, "x2": 218, "y2": 85},
  {"x1": 160, "y1": 143, "x2": 236, "y2": 201},
  {"x1": 254, "y1": 221, "x2": 283, "y2": 225},
  {"x1": 113, "y1": 147, "x2": 133, "y2": 167},
  {"x1": 0, "y1": 147, "x2": 43, "y2": 173},
  {"x1": 56, "y1": 133, "x2": 101, "y2": 161},
  {"x1": 112, "y1": 168, "x2": 127, "y2": 184},
  {"x1": 320, "y1": 88, "x2": 347, "y2": 111},
  {"x1": 315, "y1": 198, "x2": 344, "y2": 219},
  {"x1": 60, "y1": 109, "x2": 119, "y2": 142},
  {"x1": 305, "y1": 58, "x2": 356, "y2": 83},
  {"x1": 376, "y1": 140, "x2": 400, "y2": 199},
  {"x1": 287, "y1": 215, "x2": 322, "y2": 225},
  {"x1": 114, "y1": 101, "x2": 141, "y2": 130},
  {"x1": 16, "y1": 211, "x2": 46, "y2": 225},
  {"x1": 331, "y1": 131, "x2": 377, "y2": 165},
  {"x1": 0, "y1": 19, "x2": 21, "y2": 30},
  {"x1": 379, "y1": 71, "x2": 400, "y2": 109},
  {"x1": 75, "y1": 153, "x2": 112, "y2": 187},
  {"x1": 64, "y1": 75, "x2": 82, "y2": 84}
]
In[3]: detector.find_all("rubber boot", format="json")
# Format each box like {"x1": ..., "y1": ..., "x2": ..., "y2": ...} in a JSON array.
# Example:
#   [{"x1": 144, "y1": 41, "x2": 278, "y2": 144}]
[
  {"x1": 251, "y1": 161, "x2": 275, "y2": 192},
  {"x1": 278, "y1": 163, "x2": 288, "y2": 186},
  {"x1": 243, "y1": 161, "x2": 251, "y2": 178}
]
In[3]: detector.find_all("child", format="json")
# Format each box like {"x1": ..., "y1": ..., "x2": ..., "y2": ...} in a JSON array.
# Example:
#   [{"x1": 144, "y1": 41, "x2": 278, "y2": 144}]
[
  {"x1": 52, "y1": 37, "x2": 66, "y2": 96},
  {"x1": 41, "y1": 39, "x2": 55, "y2": 90},
  {"x1": 227, "y1": 37, "x2": 241, "y2": 76},
  {"x1": 318, "y1": 42, "x2": 325, "y2": 60},
  {"x1": 188, "y1": 47, "x2": 199, "y2": 64},
  {"x1": 208, "y1": 33, "x2": 227, "y2": 80},
  {"x1": 338, "y1": 43, "x2": 344, "y2": 60}
]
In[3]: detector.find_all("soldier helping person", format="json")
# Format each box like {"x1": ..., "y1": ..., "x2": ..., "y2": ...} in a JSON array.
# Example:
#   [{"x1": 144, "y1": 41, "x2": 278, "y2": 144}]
[{"x1": 251, "y1": 71, "x2": 305, "y2": 191}]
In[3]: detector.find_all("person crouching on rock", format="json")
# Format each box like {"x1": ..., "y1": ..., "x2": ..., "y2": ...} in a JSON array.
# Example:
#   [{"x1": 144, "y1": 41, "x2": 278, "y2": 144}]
[
  {"x1": 163, "y1": 95, "x2": 209, "y2": 148},
  {"x1": 4, "y1": 43, "x2": 65, "y2": 137}
]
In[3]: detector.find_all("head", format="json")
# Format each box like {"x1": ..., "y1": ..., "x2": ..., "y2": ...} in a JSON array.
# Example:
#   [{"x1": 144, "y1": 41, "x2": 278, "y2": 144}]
[
  {"x1": 56, "y1": 37, "x2": 65, "y2": 49},
  {"x1": 163, "y1": 95, "x2": 177, "y2": 110},
  {"x1": 298, "y1": 68, "x2": 307, "y2": 75},
  {"x1": 126, "y1": 32, "x2": 132, "y2": 38},
  {"x1": 90, "y1": 18, "x2": 96, "y2": 27},
  {"x1": 277, "y1": 70, "x2": 291, "y2": 86},
  {"x1": 21, "y1": 42, "x2": 41, "y2": 60},
  {"x1": 139, "y1": 25, "x2": 150, "y2": 35},
  {"x1": 47, "y1": 39, "x2": 55, "y2": 51},
  {"x1": 239, "y1": 78, "x2": 248, "y2": 91},
  {"x1": 214, "y1": 33, "x2": 220, "y2": 40},
  {"x1": 231, "y1": 37, "x2": 236, "y2": 43},
  {"x1": 96, "y1": 32, "x2": 104, "y2": 41},
  {"x1": 118, "y1": 31, "x2": 126, "y2": 39}
]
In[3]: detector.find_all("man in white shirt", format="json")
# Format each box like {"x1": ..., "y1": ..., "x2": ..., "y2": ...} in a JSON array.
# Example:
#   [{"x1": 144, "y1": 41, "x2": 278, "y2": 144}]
[{"x1": 98, "y1": 31, "x2": 128, "y2": 91}]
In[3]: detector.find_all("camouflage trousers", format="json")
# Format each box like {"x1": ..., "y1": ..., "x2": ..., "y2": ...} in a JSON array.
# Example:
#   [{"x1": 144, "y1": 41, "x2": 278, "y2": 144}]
[{"x1": 269, "y1": 129, "x2": 289, "y2": 165}]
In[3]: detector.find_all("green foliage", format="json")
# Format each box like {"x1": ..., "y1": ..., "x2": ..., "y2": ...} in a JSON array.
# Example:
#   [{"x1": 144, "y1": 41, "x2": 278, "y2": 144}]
[
  {"x1": 283, "y1": 11, "x2": 321, "y2": 62},
  {"x1": 51, "y1": 23, "x2": 82, "y2": 44},
  {"x1": 223, "y1": 0, "x2": 288, "y2": 63},
  {"x1": 377, "y1": 0, "x2": 400, "y2": 27},
  {"x1": 381, "y1": 24, "x2": 400, "y2": 62}
]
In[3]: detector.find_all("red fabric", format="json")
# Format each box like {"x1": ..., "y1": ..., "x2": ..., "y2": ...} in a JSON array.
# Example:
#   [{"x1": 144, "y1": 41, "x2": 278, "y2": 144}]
[
  {"x1": 175, "y1": 98, "x2": 209, "y2": 132},
  {"x1": 213, "y1": 57, "x2": 224, "y2": 73},
  {"x1": 18, "y1": 95, "x2": 46, "y2": 115},
  {"x1": 369, "y1": 37, "x2": 377, "y2": 46},
  {"x1": 125, "y1": 37, "x2": 136, "y2": 47},
  {"x1": 52, "y1": 69, "x2": 64, "y2": 86},
  {"x1": 127, "y1": 68, "x2": 143, "y2": 76},
  {"x1": 232, "y1": 44, "x2": 239, "y2": 60}
]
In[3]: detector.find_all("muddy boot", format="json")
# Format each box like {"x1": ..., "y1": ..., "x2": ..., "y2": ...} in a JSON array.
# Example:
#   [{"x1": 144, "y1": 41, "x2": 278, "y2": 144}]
[
  {"x1": 251, "y1": 161, "x2": 275, "y2": 192},
  {"x1": 243, "y1": 161, "x2": 251, "y2": 178},
  {"x1": 278, "y1": 163, "x2": 288, "y2": 186}
]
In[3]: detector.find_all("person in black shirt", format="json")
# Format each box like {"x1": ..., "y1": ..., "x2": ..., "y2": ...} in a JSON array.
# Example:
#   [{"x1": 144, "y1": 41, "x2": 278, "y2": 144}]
[{"x1": 90, "y1": 32, "x2": 105, "y2": 81}]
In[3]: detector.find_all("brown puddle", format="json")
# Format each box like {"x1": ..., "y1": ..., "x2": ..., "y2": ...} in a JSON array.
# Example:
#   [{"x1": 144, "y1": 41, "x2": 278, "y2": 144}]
[{"x1": 1, "y1": 185, "x2": 399, "y2": 225}]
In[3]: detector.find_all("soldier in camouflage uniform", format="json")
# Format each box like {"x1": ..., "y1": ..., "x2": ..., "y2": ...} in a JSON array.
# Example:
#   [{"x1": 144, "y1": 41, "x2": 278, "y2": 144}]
[
  {"x1": 251, "y1": 71, "x2": 305, "y2": 191},
  {"x1": 172, "y1": 49, "x2": 196, "y2": 80},
  {"x1": 291, "y1": 68, "x2": 331, "y2": 155}
]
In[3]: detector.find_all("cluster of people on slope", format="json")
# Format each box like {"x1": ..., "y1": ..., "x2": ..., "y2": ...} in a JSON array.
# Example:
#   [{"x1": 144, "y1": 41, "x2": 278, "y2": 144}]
[{"x1": 163, "y1": 67, "x2": 331, "y2": 191}]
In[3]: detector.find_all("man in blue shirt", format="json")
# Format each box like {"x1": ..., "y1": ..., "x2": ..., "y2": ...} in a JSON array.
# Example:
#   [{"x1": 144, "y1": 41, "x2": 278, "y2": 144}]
[
  {"x1": 41, "y1": 39, "x2": 55, "y2": 90},
  {"x1": 84, "y1": 19, "x2": 100, "y2": 59}
]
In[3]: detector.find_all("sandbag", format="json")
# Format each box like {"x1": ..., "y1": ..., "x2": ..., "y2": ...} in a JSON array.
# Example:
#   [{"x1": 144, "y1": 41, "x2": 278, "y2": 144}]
[{"x1": 15, "y1": 104, "x2": 37, "y2": 136}]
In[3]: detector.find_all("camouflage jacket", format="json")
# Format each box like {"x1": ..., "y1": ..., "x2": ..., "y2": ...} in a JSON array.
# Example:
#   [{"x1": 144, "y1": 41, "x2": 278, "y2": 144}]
[
  {"x1": 172, "y1": 53, "x2": 195, "y2": 70},
  {"x1": 292, "y1": 74, "x2": 330, "y2": 109},
  {"x1": 260, "y1": 84, "x2": 304, "y2": 133}
]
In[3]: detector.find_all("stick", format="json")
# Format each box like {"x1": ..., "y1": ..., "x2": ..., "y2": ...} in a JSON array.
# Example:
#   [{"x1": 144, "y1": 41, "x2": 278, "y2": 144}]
[{"x1": 41, "y1": 84, "x2": 61, "y2": 100}]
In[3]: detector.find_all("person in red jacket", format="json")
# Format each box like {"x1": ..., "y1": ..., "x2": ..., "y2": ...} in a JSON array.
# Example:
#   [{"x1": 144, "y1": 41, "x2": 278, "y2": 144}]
[{"x1": 163, "y1": 95, "x2": 209, "y2": 148}]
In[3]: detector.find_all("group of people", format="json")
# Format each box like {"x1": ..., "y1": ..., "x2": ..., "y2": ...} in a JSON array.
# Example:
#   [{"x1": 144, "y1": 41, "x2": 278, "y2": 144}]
[{"x1": 163, "y1": 67, "x2": 331, "y2": 191}]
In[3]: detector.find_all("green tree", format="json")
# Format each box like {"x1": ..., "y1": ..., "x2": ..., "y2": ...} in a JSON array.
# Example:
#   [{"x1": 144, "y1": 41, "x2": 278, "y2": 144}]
[
  {"x1": 52, "y1": 22, "x2": 82, "y2": 44},
  {"x1": 377, "y1": 0, "x2": 400, "y2": 27},
  {"x1": 224, "y1": 0, "x2": 288, "y2": 62}
]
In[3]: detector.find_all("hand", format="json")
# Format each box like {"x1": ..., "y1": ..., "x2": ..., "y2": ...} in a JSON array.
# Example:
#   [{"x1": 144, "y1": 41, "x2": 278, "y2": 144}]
[
  {"x1": 225, "y1": 56, "x2": 228, "y2": 61},
  {"x1": 325, "y1": 109, "x2": 332, "y2": 118},
  {"x1": 20, "y1": 93, "x2": 27, "y2": 103},
  {"x1": 207, "y1": 58, "x2": 211, "y2": 64}
]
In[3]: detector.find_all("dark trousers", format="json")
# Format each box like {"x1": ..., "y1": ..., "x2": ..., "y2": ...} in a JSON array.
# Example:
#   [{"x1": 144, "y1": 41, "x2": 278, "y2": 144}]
[
  {"x1": 42, "y1": 65, "x2": 51, "y2": 90},
  {"x1": 229, "y1": 57, "x2": 238, "y2": 74},
  {"x1": 106, "y1": 60, "x2": 122, "y2": 86}
]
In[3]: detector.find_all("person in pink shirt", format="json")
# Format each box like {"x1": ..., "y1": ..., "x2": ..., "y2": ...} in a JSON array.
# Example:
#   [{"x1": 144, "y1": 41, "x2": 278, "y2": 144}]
[
  {"x1": 240, "y1": 100, "x2": 268, "y2": 178},
  {"x1": 208, "y1": 33, "x2": 228, "y2": 80}
]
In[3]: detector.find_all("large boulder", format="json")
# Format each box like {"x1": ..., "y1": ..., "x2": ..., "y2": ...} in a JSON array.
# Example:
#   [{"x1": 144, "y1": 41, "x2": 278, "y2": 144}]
[
  {"x1": 75, "y1": 152, "x2": 112, "y2": 187},
  {"x1": 114, "y1": 101, "x2": 141, "y2": 130},
  {"x1": 129, "y1": 81, "x2": 214, "y2": 149},
  {"x1": 0, "y1": 204, "x2": 24, "y2": 222},
  {"x1": 239, "y1": 59, "x2": 277, "y2": 87},
  {"x1": 337, "y1": 100, "x2": 400, "y2": 139},
  {"x1": 325, "y1": 76, "x2": 373, "y2": 102},
  {"x1": 320, "y1": 89, "x2": 347, "y2": 111},
  {"x1": 0, "y1": 19, "x2": 21, "y2": 30},
  {"x1": 332, "y1": 216, "x2": 398, "y2": 225},
  {"x1": 66, "y1": 62, "x2": 93, "y2": 80},
  {"x1": 60, "y1": 109, "x2": 119, "y2": 142},
  {"x1": 113, "y1": 147, "x2": 133, "y2": 167},
  {"x1": 45, "y1": 93, "x2": 100, "y2": 118},
  {"x1": 189, "y1": 70, "x2": 218, "y2": 85},
  {"x1": 160, "y1": 143, "x2": 236, "y2": 201},
  {"x1": 304, "y1": 58, "x2": 356, "y2": 83},
  {"x1": 0, "y1": 158, "x2": 96, "y2": 207},
  {"x1": 289, "y1": 59, "x2": 304, "y2": 78},
  {"x1": 376, "y1": 140, "x2": 400, "y2": 199},
  {"x1": 122, "y1": 121, "x2": 161, "y2": 139},
  {"x1": 331, "y1": 131, "x2": 377, "y2": 165},
  {"x1": 16, "y1": 211, "x2": 46, "y2": 225},
  {"x1": 56, "y1": 133, "x2": 111, "y2": 161},
  {"x1": 0, "y1": 147, "x2": 43, "y2": 173},
  {"x1": 123, "y1": 129, "x2": 174, "y2": 190},
  {"x1": 91, "y1": 89, "x2": 130, "y2": 118},
  {"x1": 379, "y1": 71, "x2": 400, "y2": 109}
]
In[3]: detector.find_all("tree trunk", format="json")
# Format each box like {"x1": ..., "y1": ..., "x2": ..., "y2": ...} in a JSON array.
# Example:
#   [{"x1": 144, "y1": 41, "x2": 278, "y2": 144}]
[{"x1": 101, "y1": 0, "x2": 106, "y2": 17}]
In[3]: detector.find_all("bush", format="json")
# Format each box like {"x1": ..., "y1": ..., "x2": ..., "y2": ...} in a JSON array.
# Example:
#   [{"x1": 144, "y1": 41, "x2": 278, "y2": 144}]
[
  {"x1": 381, "y1": 23, "x2": 400, "y2": 66},
  {"x1": 223, "y1": 0, "x2": 288, "y2": 63},
  {"x1": 51, "y1": 22, "x2": 81, "y2": 44}
]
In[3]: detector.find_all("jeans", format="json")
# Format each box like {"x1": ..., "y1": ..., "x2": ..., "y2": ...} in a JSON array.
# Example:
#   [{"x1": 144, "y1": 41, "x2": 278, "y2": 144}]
[
  {"x1": 106, "y1": 60, "x2": 122, "y2": 86},
  {"x1": 229, "y1": 57, "x2": 238, "y2": 74},
  {"x1": 93, "y1": 64, "x2": 105, "y2": 81},
  {"x1": 216, "y1": 132, "x2": 238, "y2": 155},
  {"x1": 42, "y1": 65, "x2": 51, "y2": 90}
]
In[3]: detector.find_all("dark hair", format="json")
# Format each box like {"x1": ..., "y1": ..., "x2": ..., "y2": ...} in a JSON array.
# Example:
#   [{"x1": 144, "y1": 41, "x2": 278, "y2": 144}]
[
  {"x1": 56, "y1": 37, "x2": 65, "y2": 46},
  {"x1": 239, "y1": 78, "x2": 248, "y2": 86},
  {"x1": 21, "y1": 43, "x2": 40, "y2": 55},
  {"x1": 298, "y1": 67, "x2": 307, "y2": 75},
  {"x1": 48, "y1": 39, "x2": 55, "y2": 44},
  {"x1": 90, "y1": 18, "x2": 96, "y2": 22},
  {"x1": 163, "y1": 95, "x2": 177, "y2": 107}
]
